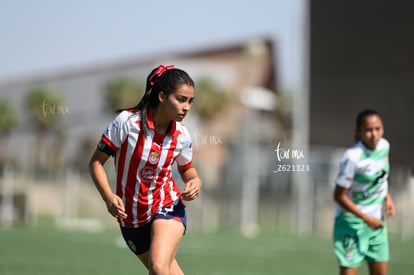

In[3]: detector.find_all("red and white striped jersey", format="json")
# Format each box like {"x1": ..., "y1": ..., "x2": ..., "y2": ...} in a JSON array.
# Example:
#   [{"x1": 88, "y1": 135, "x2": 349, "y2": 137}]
[{"x1": 100, "y1": 109, "x2": 193, "y2": 228}]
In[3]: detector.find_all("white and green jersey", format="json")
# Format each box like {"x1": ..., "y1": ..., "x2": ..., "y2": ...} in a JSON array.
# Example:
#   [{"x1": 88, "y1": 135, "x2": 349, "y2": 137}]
[{"x1": 335, "y1": 138, "x2": 390, "y2": 220}]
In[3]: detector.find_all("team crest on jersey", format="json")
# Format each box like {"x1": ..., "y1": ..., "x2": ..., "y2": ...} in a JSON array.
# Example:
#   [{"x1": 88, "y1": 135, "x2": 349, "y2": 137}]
[
  {"x1": 149, "y1": 151, "x2": 160, "y2": 164},
  {"x1": 140, "y1": 167, "x2": 156, "y2": 183}
]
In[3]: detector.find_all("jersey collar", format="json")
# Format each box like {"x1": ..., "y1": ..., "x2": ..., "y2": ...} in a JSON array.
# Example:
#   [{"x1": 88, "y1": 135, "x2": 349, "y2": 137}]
[
  {"x1": 147, "y1": 108, "x2": 176, "y2": 136},
  {"x1": 358, "y1": 139, "x2": 377, "y2": 154}
]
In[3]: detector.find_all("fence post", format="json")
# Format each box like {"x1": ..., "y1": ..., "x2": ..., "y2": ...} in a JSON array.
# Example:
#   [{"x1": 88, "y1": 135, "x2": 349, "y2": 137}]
[{"x1": 0, "y1": 164, "x2": 15, "y2": 227}]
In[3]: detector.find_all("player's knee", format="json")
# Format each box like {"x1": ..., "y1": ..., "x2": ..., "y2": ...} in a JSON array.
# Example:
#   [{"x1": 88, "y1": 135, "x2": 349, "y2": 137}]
[{"x1": 149, "y1": 258, "x2": 169, "y2": 275}]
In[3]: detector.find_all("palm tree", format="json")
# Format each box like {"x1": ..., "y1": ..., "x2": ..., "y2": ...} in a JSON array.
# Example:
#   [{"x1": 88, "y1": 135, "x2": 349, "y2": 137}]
[
  {"x1": 104, "y1": 78, "x2": 144, "y2": 112},
  {"x1": 25, "y1": 87, "x2": 64, "y2": 176},
  {"x1": 192, "y1": 77, "x2": 230, "y2": 120},
  {"x1": 0, "y1": 99, "x2": 18, "y2": 166},
  {"x1": 0, "y1": 99, "x2": 18, "y2": 135}
]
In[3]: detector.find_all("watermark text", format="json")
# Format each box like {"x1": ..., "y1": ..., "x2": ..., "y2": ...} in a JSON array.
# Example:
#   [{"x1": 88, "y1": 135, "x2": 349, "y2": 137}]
[
  {"x1": 273, "y1": 142, "x2": 310, "y2": 173},
  {"x1": 194, "y1": 128, "x2": 222, "y2": 148},
  {"x1": 41, "y1": 98, "x2": 70, "y2": 117}
]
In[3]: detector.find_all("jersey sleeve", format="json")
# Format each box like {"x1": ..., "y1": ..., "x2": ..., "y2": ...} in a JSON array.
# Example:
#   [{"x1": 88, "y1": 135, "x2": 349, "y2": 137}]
[
  {"x1": 98, "y1": 111, "x2": 130, "y2": 155},
  {"x1": 335, "y1": 151, "x2": 355, "y2": 188},
  {"x1": 176, "y1": 125, "x2": 193, "y2": 170}
]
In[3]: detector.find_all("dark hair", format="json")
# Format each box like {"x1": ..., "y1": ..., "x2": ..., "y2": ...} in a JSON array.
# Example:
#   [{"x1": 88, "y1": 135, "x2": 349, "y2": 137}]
[
  {"x1": 354, "y1": 109, "x2": 381, "y2": 141},
  {"x1": 118, "y1": 65, "x2": 194, "y2": 136}
]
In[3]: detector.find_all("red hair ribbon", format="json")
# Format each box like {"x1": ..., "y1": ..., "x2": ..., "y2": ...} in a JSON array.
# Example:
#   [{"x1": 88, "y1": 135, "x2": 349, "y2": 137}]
[{"x1": 149, "y1": 65, "x2": 174, "y2": 85}]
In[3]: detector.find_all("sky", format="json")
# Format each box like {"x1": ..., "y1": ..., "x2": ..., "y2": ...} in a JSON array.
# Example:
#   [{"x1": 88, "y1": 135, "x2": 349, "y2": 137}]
[{"x1": 0, "y1": 0, "x2": 304, "y2": 89}]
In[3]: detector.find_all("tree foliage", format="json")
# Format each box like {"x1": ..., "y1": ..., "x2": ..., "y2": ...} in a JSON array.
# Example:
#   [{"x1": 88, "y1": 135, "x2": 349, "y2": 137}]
[
  {"x1": 193, "y1": 77, "x2": 230, "y2": 119},
  {"x1": 25, "y1": 87, "x2": 64, "y2": 130},
  {"x1": 0, "y1": 99, "x2": 18, "y2": 136},
  {"x1": 104, "y1": 78, "x2": 144, "y2": 112}
]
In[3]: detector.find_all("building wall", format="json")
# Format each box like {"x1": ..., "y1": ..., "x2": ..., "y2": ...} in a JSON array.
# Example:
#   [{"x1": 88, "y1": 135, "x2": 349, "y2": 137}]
[{"x1": 309, "y1": 0, "x2": 414, "y2": 166}]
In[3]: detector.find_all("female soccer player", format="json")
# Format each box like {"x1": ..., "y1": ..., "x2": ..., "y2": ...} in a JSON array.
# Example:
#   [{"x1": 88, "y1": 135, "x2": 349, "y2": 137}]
[
  {"x1": 89, "y1": 65, "x2": 201, "y2": 275},
  {"x1": 333, "y1": 109, "x2": 395, "y2": 275}
]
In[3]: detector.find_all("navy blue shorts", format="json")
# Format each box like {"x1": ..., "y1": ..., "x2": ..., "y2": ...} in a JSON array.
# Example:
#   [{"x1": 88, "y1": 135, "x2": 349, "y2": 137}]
[{"x1": 120, "y1": 201, "x2": 187, "y2": 255}]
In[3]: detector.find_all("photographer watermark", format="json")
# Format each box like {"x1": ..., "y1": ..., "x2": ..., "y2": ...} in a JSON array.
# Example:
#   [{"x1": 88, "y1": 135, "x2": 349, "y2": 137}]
[
  {"x1": 41, "y1": 98, "x2": 70, "y2": 117},
  {"x1": 273, "y1": 141, "x2": 310, "y2": 173},
  {"x1": 193, "y1": 128, "x2": 222, "y2": 148}
]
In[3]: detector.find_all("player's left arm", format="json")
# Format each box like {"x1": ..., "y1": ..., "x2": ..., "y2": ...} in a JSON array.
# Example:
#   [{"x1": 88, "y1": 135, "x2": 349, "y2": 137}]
[
  {"x1": 179, "y1": 166, "x2": 202, "y2": 201},
  {"x1": 385, "y1": 191, "x2": 395, "y2": 217}
]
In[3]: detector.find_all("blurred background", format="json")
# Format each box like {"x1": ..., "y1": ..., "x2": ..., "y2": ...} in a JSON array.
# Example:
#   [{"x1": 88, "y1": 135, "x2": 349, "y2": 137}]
[{"x1": 1, "y1": 0, "x2": 413, "y2": 244}]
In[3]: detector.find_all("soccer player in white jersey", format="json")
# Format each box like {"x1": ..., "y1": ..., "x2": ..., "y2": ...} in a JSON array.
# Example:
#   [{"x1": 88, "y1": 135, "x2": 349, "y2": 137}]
[
  {"x1": 89, "y1": 65, "x2": 202, "y2": 275},
  {"x1": 333, "y1": 109, "x2": 395, "y2": 275}
]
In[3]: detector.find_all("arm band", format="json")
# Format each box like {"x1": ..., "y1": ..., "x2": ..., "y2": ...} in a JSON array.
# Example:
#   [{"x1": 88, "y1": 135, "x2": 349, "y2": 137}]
[{"x1": 97, "y1": 140, "x2": 116, "y2": 156}]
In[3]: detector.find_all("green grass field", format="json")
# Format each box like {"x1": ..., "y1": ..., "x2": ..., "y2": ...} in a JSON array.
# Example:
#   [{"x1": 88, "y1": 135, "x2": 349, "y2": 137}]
[{"x1": 0, "y1": 224, "x2": 413, "y2": 275}]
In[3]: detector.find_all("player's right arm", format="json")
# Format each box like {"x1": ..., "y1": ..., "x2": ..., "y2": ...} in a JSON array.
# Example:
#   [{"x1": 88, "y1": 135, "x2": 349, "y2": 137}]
[
  {"x1": 88, "y1": 149, "x2": 127, "y2": 219},
  {"x1": 333, "y1": 185, "x2": 383, "y2": 230}
]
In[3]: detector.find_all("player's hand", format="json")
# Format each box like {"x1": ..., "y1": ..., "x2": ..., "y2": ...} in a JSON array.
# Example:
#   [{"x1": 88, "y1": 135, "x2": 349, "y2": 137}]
[
  {"x1": 385, "y1": 195, "x2": 396, "y2": 217},
  {"x1": 104, "y1": 193, "x2": 127, "y2": 219},
  {"x1": 181, "y1": 177, "x2": 201, "y2": 201},
  {"x1": 363, "y1": 215, "x2": 384, "y2": 230}
]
